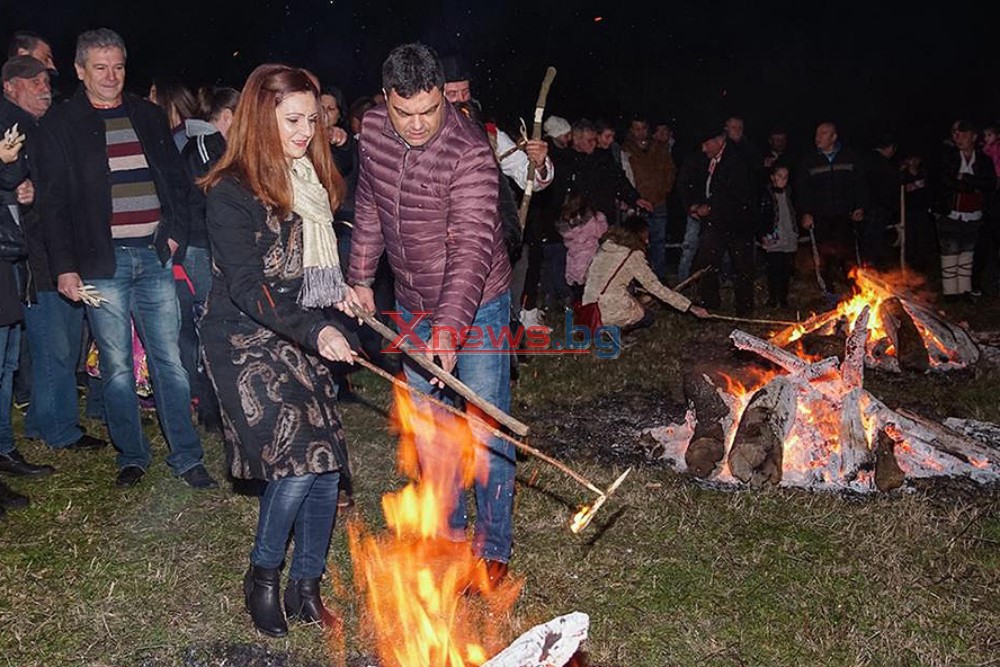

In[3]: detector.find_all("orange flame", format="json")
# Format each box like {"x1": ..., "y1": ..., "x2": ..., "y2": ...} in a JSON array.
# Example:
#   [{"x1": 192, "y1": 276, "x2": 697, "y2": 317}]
[{"x1": 348, "y1": 384, "x2": 520, "y2": 667}]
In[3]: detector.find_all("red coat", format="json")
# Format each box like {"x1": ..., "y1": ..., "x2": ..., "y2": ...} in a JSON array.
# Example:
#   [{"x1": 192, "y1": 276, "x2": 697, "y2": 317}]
[{"x1": 348, "y1": 102, "x2": 511, "y2": 332}]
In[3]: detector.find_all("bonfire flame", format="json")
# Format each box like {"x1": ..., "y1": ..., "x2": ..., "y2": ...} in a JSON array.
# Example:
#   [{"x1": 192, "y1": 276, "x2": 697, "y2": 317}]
[
  {"x1": 776, "y1": 268, "x2": 964, "y2": 368},
  {"x1": 348, "y1": 385, "x2": 520, "y2": 667}
]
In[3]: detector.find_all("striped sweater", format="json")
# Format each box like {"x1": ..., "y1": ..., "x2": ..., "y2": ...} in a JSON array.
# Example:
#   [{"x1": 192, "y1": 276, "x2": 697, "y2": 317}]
[{"x1": 98, "y1": 106, "x2": 161, "y2": 239}]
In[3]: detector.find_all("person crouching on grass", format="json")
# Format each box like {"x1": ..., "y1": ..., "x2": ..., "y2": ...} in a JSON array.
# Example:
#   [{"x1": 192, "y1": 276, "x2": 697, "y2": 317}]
[
  {"x1": 200, "y1": 63, "x2": 359, "y2": 638},
  {"x1": 581, "y1": 215, "x2": 708, "y2": 333}
]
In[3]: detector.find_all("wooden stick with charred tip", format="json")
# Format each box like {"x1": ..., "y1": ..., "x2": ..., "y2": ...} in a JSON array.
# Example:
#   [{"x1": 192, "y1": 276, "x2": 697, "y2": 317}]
[
  {"x1": 672, "y1": 265, "x2": 715, "y2": 292},
  {"x1": 704, "y1": 313, "x2": 800, "y2": 326},
  {"x1": 569, "y1": 468, "x2": 632, "y2": 534},
  {"x1": 353, "y1": 355, "x2": 605, "y2": 498},
  {"x1": 517, "y1": 66, "x2": 557, "y2": 229},
  {"x1": 354, "y1": 308, "x2": 530, "y2": 437}
]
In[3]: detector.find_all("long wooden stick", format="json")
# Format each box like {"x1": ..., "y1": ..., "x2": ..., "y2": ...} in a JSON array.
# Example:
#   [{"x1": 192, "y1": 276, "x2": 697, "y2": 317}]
[
  {"x1": 672, "y1": 265, "x2": 714, "y2": 292},
  {"x1": 706, "y1": 313, "x2": 799, "y2": 326},
  {"x1": 355, "y1": 309, "x2": 530, "y2": 437},
  {"x1": 353, "y1": 355, "x2": 605, "y2": 498},
  {"x1": 517, "y1": 66, "x2": 557, "y2": 228}
]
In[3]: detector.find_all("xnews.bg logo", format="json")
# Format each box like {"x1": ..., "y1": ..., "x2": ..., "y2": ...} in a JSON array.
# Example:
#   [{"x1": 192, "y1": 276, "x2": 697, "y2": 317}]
[{"x1": 382, "y1": 311, "x2": 622, "y2": 360}]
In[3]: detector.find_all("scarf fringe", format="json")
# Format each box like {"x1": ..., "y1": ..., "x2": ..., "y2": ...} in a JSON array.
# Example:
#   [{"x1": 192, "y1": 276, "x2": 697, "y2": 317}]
[{"x1": 297, "y1": 266, "x2": 348, "y2": 308}]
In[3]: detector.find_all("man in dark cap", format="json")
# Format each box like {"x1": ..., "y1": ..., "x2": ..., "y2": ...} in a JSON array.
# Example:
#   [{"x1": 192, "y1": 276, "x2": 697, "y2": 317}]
[{"x1": 688, "y1": 125, "x2": 755, "y2": 315}]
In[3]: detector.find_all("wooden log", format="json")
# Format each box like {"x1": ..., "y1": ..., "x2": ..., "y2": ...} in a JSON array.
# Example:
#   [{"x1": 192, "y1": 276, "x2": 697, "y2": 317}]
[
  {"x1": 896, "y1": 408, "x2": 1000, "y2": 465},
  {"x1": 733, "y1": 329, "x2": 808, "y2": 373},
  {"x1": 839, "y1": 387, "x2": 873, "y2": 480},
  {"x1": 799, "y1": 333, "x2": 847, "y2": 362},
  {"x1": 729, "y1": 376, "x2": 797, "y2": 486},
  {"x1": 874, "y1": 425, "x2": 905, "y2": 491},
  {"x1": 682, "y1": 370, "x2": 732, "y2": 478},
  {"x1": 770, "y1": 309, "x2": 843, "y2": 347},
  {"x1": 685, "y1": 437, "x2": 727, "y2": 479},
  {"x1": 879, "y1": 297, "x2": 929, "y2": 372},
  {"x1": 840, "y1": 305, "x2": 870, "y2": 388},
  {"x1": 902, "y1": 301, "x2": 980, "y2": 366}
]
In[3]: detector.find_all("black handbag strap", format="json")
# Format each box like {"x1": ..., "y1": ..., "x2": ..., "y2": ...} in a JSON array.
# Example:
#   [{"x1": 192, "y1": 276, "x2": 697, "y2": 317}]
[{"x1": 599, "y1": 250, "x2": 633, "y2": 296}]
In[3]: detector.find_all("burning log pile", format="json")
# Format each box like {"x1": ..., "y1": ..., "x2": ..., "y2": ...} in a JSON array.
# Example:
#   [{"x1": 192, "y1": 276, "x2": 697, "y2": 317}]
[
  {"x1": 772, "y1": 269, "x2": 980, "y2": 372},
  {"x1": 647, "y1": 303, "x2": 1000, "y2": 492}
]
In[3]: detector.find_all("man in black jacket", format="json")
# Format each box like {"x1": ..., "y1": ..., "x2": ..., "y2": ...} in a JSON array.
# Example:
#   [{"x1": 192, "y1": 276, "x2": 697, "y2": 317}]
[
  {"x1": 34, "y1": 29, "x2": 215, "y2": 489},
  {"x1": 797, "y1": 122, "x2": 868, "y2": 295},
  {"x1": 688, "y1": 127, "x2": 755, "y2": 315},
  {"x1": 2, "y1": 55, "x2": 107, "y2": 460},
  {"x1": 563, "y1": 119, "x2": 651, "y2": 223}
]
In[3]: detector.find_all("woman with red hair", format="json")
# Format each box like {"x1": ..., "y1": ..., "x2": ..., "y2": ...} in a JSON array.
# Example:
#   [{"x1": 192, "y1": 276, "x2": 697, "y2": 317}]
[{"x1": 200, "y1": 63, "x2": 357, "y2": 637}]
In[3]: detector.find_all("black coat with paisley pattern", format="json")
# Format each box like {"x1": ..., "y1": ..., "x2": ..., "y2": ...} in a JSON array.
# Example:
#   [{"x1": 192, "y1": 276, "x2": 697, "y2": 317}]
[{"x1": 201, "y1": 176, "x2": 356, "y2": 481}]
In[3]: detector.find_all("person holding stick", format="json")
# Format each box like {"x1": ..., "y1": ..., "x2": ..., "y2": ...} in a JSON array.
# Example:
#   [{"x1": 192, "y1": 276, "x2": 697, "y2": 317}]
[
  {"x1": 200, "y1": 64, "x2": 358, "y2": 637},
  {"x1": 348, "y1": 43, "x2": 515, "y2": 594}
]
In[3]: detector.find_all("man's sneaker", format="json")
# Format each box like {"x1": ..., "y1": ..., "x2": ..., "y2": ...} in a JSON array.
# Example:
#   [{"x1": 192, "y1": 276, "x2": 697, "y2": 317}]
[
  {"x1": 181, "y1": 464, "x2": 219, "y2": 490},
  {"x1": 0, "y1": 450, "x2": 55, "y2": 476},
  {"x1": 519, "y1": 307, "x2": 551, "y2": 332},
  {"x1": 115, "y1": 466, "x2": 145, "y2": 488}
]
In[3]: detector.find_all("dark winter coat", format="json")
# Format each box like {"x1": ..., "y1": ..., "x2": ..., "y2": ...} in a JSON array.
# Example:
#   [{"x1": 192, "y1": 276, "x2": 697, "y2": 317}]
[
  {"x1": 689, "y1": 144, "x2": 754, "y2": 237},
  {"x1": 34, "y1": 89, "x2": 194, "y2": 280},
  {"x1": 349, "y1": 102, "x2": 510, "y2": 333},
  {"x1": 561, "y1": 147, "x2": 642, "y2": 221},
  {"x1": 936, "y1": 147, "x2": 996, "y2": 216},
  {"x1": 181, "y1": 125, "x2": 227, "y2": 250},
  {"x1": 0, "y1": 151, "x2": 27, "y2": 326},
  {"x1": 866, "y1": 150, "x2": 902, "y2": 219},
  {"x1": 202, "y1": 176, "x2": 354, "y2": 481},
  {"x1": 796, "y1": 145, "x2": 869, "y2": 218}
]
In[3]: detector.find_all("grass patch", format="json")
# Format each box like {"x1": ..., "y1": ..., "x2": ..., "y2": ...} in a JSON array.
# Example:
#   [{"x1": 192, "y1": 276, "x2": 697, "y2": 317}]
[{"x1": 2, "y1": 280, "x2": 1000, "y2": 666}]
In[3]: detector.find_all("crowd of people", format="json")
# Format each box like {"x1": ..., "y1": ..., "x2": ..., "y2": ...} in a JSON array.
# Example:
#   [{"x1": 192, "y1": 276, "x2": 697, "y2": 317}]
[{"x1": 1, "y1": 24, "x2": 999, "y2": 638}]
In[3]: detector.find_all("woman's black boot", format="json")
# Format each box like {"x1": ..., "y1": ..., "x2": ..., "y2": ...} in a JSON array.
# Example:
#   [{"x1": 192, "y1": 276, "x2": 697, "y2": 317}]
[
  {"x1": 243, "y1": 565, "x2": 288, "y2": 637},
  {"x1": 284, "y1": 577, "x2": 336, "y2": 627}
]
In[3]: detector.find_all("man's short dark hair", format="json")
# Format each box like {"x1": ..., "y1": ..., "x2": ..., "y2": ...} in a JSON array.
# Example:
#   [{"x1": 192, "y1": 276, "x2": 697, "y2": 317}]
[
  {"x1": 572, "y1": 118, "x2": 597, "y2": 134},
  {"x1": 627, "y1": 115, "x2": 648, "y2": 128},
  {"x1": 381, "y1": 43, "x2": 444, "y2": 99},
  {"x1": 7, "y1": 31, "x2": 47, "y2": 59}
]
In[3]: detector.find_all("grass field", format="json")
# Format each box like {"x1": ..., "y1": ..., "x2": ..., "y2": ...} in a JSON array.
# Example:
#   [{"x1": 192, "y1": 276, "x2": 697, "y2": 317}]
[{"x1": 1, "y1": 283, "x2": 999, "y2": 667}]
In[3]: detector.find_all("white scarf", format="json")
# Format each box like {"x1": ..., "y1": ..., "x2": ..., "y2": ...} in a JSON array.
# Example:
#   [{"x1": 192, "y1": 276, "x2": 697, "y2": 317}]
[{"x1": 290, "y1": 156, "x2": 347, "y2": 308}]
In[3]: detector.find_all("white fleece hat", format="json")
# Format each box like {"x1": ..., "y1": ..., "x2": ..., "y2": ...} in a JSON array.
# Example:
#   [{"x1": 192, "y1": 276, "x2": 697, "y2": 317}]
[{"x1": 543, "y1": 115, "x2": 571, "y2": 138}]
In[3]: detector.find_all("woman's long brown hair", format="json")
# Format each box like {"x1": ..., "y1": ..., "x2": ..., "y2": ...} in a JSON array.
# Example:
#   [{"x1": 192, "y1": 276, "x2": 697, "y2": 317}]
[{"x1": 200, "y1": 63, "x2": 345, "y2": 218}]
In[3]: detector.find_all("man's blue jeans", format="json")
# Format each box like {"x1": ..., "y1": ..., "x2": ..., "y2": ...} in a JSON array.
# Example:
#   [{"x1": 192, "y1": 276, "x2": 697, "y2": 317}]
[
  {"x1": 24, "y1": 291, "x2": 85, "y2": 448},
  {"x1": 86, "y1": 246, "x2": 204, "y2": 475},
  {"x1": 251, "y1": 471, "x2": 341, "y2": 580},
  {"x1": 0, "y1": 324, "x2": 20, "y2": 456},
  {"x1": 678, "y1": 215, "x2": 702, "y2": 281},
  {"x1": 398, "y1": 293, "x2": 515, "y2": 563},
  {"x1": 647, "y1": 206, "x2": 669, "y2": 280}
]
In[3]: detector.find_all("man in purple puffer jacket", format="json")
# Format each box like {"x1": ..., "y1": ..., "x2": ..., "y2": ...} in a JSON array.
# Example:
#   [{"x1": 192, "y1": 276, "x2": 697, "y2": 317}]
[{"x1": 348, "y1": 43, "x2": 514, "y2": 591}]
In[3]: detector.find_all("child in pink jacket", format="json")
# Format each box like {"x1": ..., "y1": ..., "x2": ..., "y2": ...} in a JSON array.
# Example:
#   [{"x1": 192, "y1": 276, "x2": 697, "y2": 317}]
[{"x1": 558, "y1": 192, "x2": 608, "y2": 301}]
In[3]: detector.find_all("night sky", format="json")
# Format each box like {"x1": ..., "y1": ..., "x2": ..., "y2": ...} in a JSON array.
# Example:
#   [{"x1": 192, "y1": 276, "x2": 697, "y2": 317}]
[{"x1": 1, "y1": 0, "x2": 996, "y2": 158}]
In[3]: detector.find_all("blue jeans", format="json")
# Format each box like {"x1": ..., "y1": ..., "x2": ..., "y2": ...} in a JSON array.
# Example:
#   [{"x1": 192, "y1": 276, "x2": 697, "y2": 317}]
[
  {"x1": 541, "y1": 242, "x2": 570, "y2": 310},
  {"x1": 24, "y1": 292, "x2": 86, "y2": 448},
  {"x1": 86, "y1": 246, "x2": 204, "y2": 474},
  {"x1": 0, "y1": 324, "x2": 20, "y2": 456},
  {"x1": 678, "y1": 215, "x2": 701, "y2": 281},
  {"x1": 252, "y1": 471, "x2": 341, "y2": 579},
  {"x1": 647, "y1": 206, "x2": 669, "y2": 279},
  {"x1": 176, "y1": 245, "x2": 213, "y2": 408},
  {"x1": 399, "y1": 293, "x2": 515, "y2": 563}
]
